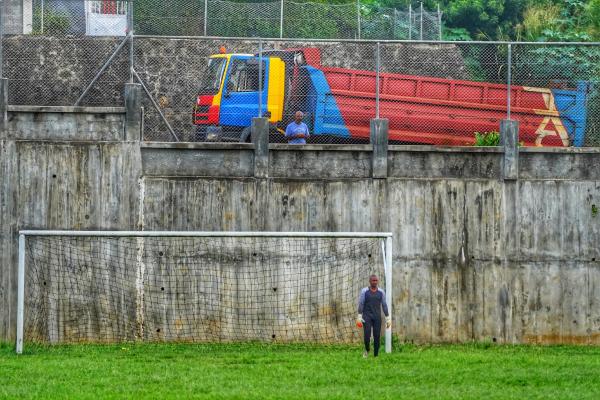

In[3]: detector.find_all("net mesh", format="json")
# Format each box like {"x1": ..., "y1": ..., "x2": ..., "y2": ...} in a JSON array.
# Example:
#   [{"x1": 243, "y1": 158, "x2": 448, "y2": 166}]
[{"x1": 24, "y1": 235, "x2": 384, "y2": 344}]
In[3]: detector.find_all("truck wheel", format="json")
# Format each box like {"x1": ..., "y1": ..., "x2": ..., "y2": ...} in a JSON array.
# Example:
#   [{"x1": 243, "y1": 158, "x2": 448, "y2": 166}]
[{"x1": 240, "y1": 127, "x2": 252, "y2": 143}]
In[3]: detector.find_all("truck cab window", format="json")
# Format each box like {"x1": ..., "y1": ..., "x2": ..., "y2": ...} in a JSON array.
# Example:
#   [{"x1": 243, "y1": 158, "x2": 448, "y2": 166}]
[
  {"x1": 199, "y1": 57, "x2": 226, "y2": 94},
  {"x1": 228, "y1": 60, "x2": 265, "y2": 92}
]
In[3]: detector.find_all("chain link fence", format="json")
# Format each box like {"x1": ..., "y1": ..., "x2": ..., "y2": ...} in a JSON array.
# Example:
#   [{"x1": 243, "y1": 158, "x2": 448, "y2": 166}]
[
  {"x1": 137, "y1": 39, "x2": 599, "y2": 146},
  {"x1": 2, "y1": 0, "x2": 600, "y2": 146},
  {"x1": 511, "y1": 43, "x2": 600, "y2": 147},
  {"x1": 22, "y1": 0, "x2": 442, "y2": 39}
]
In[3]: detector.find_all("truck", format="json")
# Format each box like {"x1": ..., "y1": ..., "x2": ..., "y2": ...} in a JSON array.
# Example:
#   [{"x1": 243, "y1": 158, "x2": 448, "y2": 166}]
[{"x1": 193, "y1": 47, "x2": 590, "y2": 146}]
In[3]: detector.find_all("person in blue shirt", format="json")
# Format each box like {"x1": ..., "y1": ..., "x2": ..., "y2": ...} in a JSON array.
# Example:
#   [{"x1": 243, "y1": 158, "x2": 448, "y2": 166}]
[{"x1": 285, "y1": 111, "x2": 310, "y2": 144}]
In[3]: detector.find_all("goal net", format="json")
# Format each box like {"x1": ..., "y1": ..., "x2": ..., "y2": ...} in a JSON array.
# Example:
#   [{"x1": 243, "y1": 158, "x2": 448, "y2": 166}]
[{"x1": 17, "y1": 231, "x2": 392, "y2": 353}]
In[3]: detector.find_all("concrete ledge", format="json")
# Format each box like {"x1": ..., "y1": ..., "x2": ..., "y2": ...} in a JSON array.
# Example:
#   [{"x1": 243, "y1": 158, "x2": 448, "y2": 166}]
[
  {"x1": 390, "y1": 145, "x2": 504, "y2": 153},
  {"x1": 142, "y1": 142, "x2": 254, "y2": 150},
  {"x1": 8, "y1": 105, "x2": 126, "y2": 114},
  {"x1": 141, "y1": 147, "x2": 254, "y2": 177},
  {"x1": 138, "y1": 144, "x2": 600, "y2": 180},
  {"x1": 269, "y1": 149, "x2": 372, "y2": 179},
  {"x1": 4, "y1": 109, "x2": 125, "y2": 141},
  {"x1": 269, "y1": 143, "x2": 371, "y2": 152},
  {"x1": 519, "y1": 152, "x2": 600, "y2": 180},
  {"x1": 389, "y1": 149, "x2": 501, "y2": 179},
  {"x1": 520, "y1": 146, "x2": 600, "y2": 154}
]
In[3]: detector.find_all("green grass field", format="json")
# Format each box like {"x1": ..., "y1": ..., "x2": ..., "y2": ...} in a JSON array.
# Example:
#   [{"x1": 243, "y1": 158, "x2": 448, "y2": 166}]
[{"x1": 2, "y1": 341, "x2": 600, "y2": 399}]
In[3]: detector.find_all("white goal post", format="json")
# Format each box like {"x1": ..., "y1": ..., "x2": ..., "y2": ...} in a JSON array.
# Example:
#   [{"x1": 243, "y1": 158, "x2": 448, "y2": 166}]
[{"x1": 17, "y1": 231, "x2": 393, "y2": 354}]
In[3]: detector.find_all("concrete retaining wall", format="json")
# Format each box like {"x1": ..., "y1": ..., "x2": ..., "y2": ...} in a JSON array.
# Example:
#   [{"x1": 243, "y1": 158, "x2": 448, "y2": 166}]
[{"x1": 1, "y1": 106, "x2": 600, "y2": 344}]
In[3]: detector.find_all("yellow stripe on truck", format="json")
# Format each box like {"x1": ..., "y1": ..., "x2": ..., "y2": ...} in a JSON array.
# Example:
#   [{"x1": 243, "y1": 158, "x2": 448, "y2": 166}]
[
  {"x1": 267, "y1": 57, "x2": 285, "y2": 123},
  {"x1": 210, "y1": 54, "x2": 231, "y2": 107}
]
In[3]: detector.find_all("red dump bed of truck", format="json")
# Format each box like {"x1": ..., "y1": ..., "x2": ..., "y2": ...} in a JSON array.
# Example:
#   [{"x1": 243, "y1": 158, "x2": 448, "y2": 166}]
[{"x1": 322, "y1": 66, "x2": 569, "y2": 146}]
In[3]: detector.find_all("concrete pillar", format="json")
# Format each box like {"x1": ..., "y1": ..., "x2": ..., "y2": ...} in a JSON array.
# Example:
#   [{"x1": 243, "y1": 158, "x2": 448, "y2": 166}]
[
  {"x1": 23, "y1": 0, "x2": 34, "y2": 34},
  {"x1": 252, "y1": 117, "x2": 269, "y2": 178},
  {"x1": 0, "y1": 78, "x2": 8, "y2": 135},
  {"x1": 370, "y1": 118, "x2": 389, "y2": 178},
  {"x1": 500, "y1": 119, "x2": 519, "y2": 180},
  {"x1": 124, "y1": 83, "x2": 142, "y2": 141}
]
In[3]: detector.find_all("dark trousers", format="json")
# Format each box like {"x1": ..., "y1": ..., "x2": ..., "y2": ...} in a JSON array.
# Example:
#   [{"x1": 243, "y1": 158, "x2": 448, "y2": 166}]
[{"x1": 363, "y1": 316, "x2": 382, "y2": 356}]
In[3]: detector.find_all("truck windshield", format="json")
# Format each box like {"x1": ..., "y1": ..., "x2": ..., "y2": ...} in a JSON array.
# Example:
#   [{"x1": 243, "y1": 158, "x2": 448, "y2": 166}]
[{"x1": 199, "y1": 57, "x2": 226, "y2": 94}]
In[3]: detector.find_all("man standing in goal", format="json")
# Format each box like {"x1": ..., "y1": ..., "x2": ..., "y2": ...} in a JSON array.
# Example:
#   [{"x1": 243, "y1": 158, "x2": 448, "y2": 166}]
[{"x1": 356, "y1": 275, "x2": 391, "y2": 358}]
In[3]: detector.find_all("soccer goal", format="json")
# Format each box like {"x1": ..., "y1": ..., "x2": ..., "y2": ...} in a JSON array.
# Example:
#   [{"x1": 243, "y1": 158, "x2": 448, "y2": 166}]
[{"x1": 16, "y1": 231, "x2": 393, "y2": 354}]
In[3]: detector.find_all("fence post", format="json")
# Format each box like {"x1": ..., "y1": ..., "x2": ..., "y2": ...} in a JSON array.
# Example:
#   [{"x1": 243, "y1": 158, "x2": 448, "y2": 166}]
[
  {"x1": 204, "y1": 0, "x2": 208, "y2": 36},
  {"x1": 0, "y1": 78, "x2": 7, "y2": 134},
  {"x1": 437, "y1": 3, "x2": 442, "y2": 41},
  {"x1": 371, "y1": 118, "x2": 388, "y2": 178},
  {"x1": 500, "y1": 120, "x2": 519, "y2": 180},
  {"x1": 391, "y1": 8, "x2": 396, "y2": 39},
  {"x1": 0, "y1": 0, "x2": 4, "y2": 76},
  {"x1": 408, "y1": 4, "x2": 412, "y2": 40},
  {"x1": 280, "y1": 0, "x2": 284, "y2": 38},
  {"x1": 124, "y1": 83, "x2": 142, "y2": 141},
  {"x1": 375, "y1": 42, "x2": 380, "y2": 119},
  {"x1": 420, "y1": 2, "x2": 423, "y2": 41},
  {"x1": 357, "y1": 0, "x2": 361, "y2": 39},
  {"x1": 22, "y1": 0, "x2": 33, "y2": 34},
  {"x1": 499, "y1": 43, "x2": 518, "y2": 180},
  {"x1": 252, "y1": 117, "x2": 269, "y2": 178},
  {"x1": 258, "y1": 39, "x2": 263, "y2": 117},
  {"x1": 129, "y1": 0, "x2": 134, "y2": 83},
  {"x1": 507, "y1": 43, "x2": 512, "y2": 120},
  {"x1": 0, "y1": 0, "x2": 4, "y2": 131}
]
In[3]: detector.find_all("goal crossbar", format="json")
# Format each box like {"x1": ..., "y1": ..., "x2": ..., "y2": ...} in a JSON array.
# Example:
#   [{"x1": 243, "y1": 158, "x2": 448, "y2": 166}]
[
  {"x1": 16, "y1": 231, "x2": 393, "y2": 354},
  {"x1": 19, "y1": 230, "x2": 393, "y2": 238}
]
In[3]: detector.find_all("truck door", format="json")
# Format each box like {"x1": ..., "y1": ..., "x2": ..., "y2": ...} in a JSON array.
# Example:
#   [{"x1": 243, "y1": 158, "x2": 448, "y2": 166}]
[{"x1": 219, "y1": 56, "x2": 267, "y2": 128}]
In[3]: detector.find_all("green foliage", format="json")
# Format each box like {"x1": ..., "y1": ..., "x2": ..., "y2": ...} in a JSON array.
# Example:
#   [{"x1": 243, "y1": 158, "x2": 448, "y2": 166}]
[
  {"x1": 588, "y1": 0, "x2": 600, "y2": 39},
  {"x1": 517, "y1": 0, "x2": 600, "y2": 42},
  {"x1": 3, "y1": 342, "x2": 600, "y2": 399},
  {"x1": 134, "y1": 0, "x2": 204, "y2": 36},
  {"x1": 284, "y1": 3, "x2": 357, "y2": 39},
  {"x1": 32, "y1": 7, "x2": 70, "y2": 35},
  {"x1": 512, "y1": 45, "x2": 600, "y2": 86},
  {"x1": 474, "y1": 131, "x2": 500, "y2": 146},
  {"x1": 436, "y1": 0, "x2": 526, "y2": 40},
  {"x1": 444, "y1": 0, "x2": 503, "y2": 38},
  {"x1": 442, "y1": 27, "x2": 472, "y2": 41}
]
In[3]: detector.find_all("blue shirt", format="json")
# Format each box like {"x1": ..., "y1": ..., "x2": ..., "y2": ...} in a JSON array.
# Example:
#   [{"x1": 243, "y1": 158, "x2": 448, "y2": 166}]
[{"x1": 285, "y1": 121, "x2": 310, "y2": 144}]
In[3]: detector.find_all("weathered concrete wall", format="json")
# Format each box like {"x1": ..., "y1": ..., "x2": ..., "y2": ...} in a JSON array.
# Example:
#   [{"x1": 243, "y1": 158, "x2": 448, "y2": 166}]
[
  {"x1": 4, "y1": 0, "x2": 25, "y2": 34},
  {"x1": 0, "y1": 107, "x2": 141, "y2": 341},
  {"x1": 2, "y1": 108, "x2": 600, "y2": 344},
  {"x1": 5, "y1": 106, "x2": 126, "y2": 140},
  {"x1": 139, "y1": 147, "x2": 600, "y2": 344}
]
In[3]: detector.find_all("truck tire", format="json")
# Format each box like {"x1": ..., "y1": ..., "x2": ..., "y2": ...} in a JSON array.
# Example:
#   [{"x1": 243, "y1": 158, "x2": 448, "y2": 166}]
[
  {"x1": 194, "y1": 125, "x2": 208, "y2": 142},
  {"x1": 240, "y1": 126, "x2": 252, "y2": 143}
]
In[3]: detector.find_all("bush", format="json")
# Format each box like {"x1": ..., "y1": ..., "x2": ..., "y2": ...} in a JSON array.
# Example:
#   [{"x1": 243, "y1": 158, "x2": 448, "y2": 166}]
[
  {"x1": 474, "y1": 131, "x2": 500, "y2": 146},
  {"x1": 33, "y1": 7, "x2": 71, "y2": 35}
]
